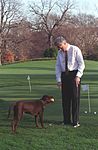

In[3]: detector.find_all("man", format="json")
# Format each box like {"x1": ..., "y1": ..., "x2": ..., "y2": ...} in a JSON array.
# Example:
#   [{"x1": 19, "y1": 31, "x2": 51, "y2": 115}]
[{"x1": 55, "y1": 36, "x2": 85, "y2": 127}]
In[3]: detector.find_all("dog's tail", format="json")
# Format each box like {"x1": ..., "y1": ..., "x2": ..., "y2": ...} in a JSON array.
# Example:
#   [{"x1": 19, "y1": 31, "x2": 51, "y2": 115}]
[{"x1": 8, "y1": 102, "x2": 15, "y2": 119}]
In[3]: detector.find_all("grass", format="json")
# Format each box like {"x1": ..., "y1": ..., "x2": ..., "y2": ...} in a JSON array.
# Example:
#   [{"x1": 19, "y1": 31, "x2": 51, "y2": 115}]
[{"x1": 0, "y1": 60, "x2": 98, "y2": 150}]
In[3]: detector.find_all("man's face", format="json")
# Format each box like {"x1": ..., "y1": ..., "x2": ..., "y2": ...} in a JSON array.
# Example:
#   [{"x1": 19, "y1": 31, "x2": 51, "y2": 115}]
[{"x1": 57, "y1": 42, "x2": 67, "y2": 51}]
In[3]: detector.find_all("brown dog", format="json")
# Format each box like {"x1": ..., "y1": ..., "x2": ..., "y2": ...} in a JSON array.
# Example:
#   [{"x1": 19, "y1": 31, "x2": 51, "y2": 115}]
[{"x1": 9, "y1": 95, "x2": 54, "y2": 133}]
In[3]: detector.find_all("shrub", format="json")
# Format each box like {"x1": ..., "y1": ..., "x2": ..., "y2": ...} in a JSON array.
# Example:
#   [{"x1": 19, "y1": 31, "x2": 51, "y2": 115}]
[
  {"x1": 43, "y1": 47, "x2": 58, "y2": 58},
  {"x1": 2, "y1": 50, "x2": 14, "y2": 63}
]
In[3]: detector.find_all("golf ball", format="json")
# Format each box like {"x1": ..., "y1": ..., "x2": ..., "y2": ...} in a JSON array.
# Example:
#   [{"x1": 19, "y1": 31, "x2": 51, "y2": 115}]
[
  {"x1": 84, "y1": 111, "x2": 87, "y2": 114},
  {"x1": 49, "y1": 123, "x2": 52, "y2": 126},
  {"x1": 94, "y1": 112, "x2": 96, "y2": 114}
]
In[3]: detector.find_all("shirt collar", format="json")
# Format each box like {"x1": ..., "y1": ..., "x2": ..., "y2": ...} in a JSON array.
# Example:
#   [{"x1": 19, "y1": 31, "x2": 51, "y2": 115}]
[{"x1": 66, "y1": 44, "x2": 70, "y2": 51}]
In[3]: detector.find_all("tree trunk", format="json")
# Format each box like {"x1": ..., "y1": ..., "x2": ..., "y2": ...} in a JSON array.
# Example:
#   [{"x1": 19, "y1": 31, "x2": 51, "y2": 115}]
[
  {"x1": 0, "y1": 36, "x2": 2, "y2": 65},
  {"x1": 48, "y1": 34, "x2": 53, "y2": 48},
  {"x1": 0, "y1": 49, "x2": 2, "y2": 65},
  {"x1": 0, "y1": 38, "x2": 7, "y2": 65}
]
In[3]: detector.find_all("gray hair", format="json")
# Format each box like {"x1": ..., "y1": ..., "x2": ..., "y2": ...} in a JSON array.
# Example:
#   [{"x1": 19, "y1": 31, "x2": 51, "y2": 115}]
[{"x1": 54, "y1": 36, "x2": 66, "y2": 46}]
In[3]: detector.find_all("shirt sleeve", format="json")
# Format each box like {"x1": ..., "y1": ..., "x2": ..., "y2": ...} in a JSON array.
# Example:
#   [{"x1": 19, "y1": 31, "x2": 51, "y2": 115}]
[
  {"x1": 55, "y1": 54, "x2": 61, "y2": 82},
  {"x1": 76, "y1": 47, "x2": 85, "y2": 78}
]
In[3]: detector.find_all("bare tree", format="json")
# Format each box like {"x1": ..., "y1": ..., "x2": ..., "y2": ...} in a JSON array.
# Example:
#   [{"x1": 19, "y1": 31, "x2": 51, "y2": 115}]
[
  {"x1": 69, "y1": 14, "x2": 98, "y2": 56},
  {"x1": 29, "y1": 0, "x2": 74, "y2": 48},
  {"x1": 0, "y1": 0, "x2": 22, "y2": 64}
]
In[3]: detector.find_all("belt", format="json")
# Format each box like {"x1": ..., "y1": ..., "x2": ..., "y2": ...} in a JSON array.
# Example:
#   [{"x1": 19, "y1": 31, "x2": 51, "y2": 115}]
[{"x1": 62, "y1": 70, "x2": 78, "y2": 75}]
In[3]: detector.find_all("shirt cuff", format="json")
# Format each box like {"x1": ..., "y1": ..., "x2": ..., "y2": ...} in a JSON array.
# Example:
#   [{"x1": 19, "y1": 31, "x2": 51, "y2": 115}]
[
  {"x1": 56, "y1": 77, "x2": 61, "y2": 83},
  {"x1": 76, "y1": 71, "x2": 83, "y2": 78}
]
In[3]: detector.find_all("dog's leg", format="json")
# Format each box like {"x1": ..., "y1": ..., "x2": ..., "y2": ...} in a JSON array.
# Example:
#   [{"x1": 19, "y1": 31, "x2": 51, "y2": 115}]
[
  {"x1": 11, "y1": 105, "x2": 23, "y2": 133},
  {"x1": 11, "y1": 111, "x2": 23, "y2": 133},
  {"x1": 11, "y1": 113, "x2": 23, "y2": 133},
  {"x1": 39, "y1": 111, "x2": 44, "y2": 128},
  {"x1": 11, "y1": 119, "x2": 19, "y2": 133},
  {"x1": 35, "y1": 115, "x2": 40, "y2": 128},
  {"x1": 8, "y1": 103, "x2": 15, "y2": 119},
  {"x1": 8, "y1": 104, "x2": 12, "y2": 119},
  {"x1": 12, "y1": 114, "x2": 19, "y2": 133}
]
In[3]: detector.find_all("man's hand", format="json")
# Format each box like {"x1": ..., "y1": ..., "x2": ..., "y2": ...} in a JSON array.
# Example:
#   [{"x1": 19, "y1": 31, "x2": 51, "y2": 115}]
[
  {"x1": 57, "y1": 82, "x2": 62, "y2": 90},
  {"x1": 75, "y1": 76, "x2": 80, "y2": 87}
]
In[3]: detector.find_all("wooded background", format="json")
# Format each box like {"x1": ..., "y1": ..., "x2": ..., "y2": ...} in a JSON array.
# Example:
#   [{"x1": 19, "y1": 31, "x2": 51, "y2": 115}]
[{"x1": 0, "y1": 0, "x2": 98, "y2": 64}]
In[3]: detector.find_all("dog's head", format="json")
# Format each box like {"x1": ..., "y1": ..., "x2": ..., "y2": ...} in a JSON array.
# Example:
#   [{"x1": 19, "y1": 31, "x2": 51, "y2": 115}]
[{"x1": 41, "y1": 95, "x2": 55, "y2": 105}]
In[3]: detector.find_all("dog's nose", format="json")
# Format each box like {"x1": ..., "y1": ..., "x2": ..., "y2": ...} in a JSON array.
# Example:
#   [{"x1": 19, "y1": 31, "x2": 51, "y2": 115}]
[{"x1": 51, "y1": 98, "x2": 54, "y2": 102}]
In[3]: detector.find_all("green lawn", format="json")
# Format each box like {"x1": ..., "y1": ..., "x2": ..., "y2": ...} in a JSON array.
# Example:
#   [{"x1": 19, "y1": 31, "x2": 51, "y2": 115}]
[{"x1": 0, "y1": 60, "x2": 98, "y2": 150}]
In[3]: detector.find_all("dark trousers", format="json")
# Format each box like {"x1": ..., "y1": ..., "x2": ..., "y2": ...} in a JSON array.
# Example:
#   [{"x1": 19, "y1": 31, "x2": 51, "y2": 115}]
[{"x1": 61, "y1": 70, "x2": 81, "y2": 125}]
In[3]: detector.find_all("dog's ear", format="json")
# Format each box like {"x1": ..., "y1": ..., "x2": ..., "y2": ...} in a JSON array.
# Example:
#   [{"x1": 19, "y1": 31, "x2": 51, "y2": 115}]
[
  {"x1": 41, "y1": 95, "x2": 55, "y2": 102},
  {"x1": 41, "y1": 95, "x2": 49, "y2": 101}
]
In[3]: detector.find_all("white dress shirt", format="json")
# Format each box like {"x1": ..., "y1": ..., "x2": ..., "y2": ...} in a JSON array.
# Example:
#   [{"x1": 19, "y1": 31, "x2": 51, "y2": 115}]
[{"x1": 55, "y1": 44, "x2": 85, "y2": 82}]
